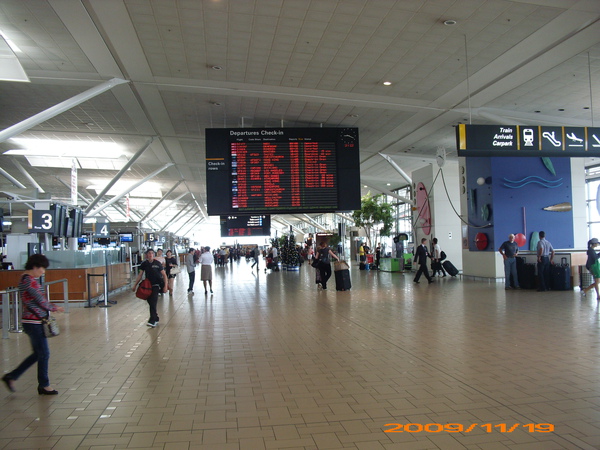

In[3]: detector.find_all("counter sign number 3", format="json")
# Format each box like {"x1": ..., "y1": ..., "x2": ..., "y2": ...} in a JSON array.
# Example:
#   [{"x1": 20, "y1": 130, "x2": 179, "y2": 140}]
[
  {"x1": 28, "y1": 210, "x2": 56, "y2": 233},
  {"x1": 94, "y1": 221, "x2": 110, "y2": 238}
]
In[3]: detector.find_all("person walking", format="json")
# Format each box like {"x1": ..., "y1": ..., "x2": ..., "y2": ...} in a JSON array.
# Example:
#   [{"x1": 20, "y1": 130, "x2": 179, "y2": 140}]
[
  {"x1": 155, "y1": 248, "x2": 166, "y2": 295},
  {"x1": 164, "y1": 249, "x2": 178, "y2": 296},
  {"x1": 200, "y1": 246, "x2": 214, "y2": 294},
  {"x1": 2, "y1": 254, "x2": 65, "y2": 395},
  {"x1": 582, "y1": 238, "x2": 600, "y2": 299},
  {"x1": 431, "y1": 238, "x2": 447, "y2": 277},
  {"x1": 315, "y1": 241, "x2": 340, "y2": 290},
  {"x1": 498, "y1": 234, "x2": 520, "y2": 290},
  {"x1": 185, "y1": 248, "x2": 196, "y2": 293},
  {"x1": 413, "y1": 238, "x2": 433, "y2": 284},
  {"x1": 133, "y1": 249, "x2": 168, "y2": 327},
  {"x1": 250, "y1": 245, "x2": 260, "y2": 270},
  {"x1": 536, "y1": 231, "x2": 555, "y2": 292}
]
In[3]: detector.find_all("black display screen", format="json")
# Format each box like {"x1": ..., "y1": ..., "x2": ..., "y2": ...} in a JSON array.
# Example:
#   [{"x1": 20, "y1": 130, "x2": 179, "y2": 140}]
[
  {"x1": 220, "y1": 215, "x2": 271, "y2": 237},
  {"x1": 206, "y1": 128, "x2": 360, "y2": 215}
]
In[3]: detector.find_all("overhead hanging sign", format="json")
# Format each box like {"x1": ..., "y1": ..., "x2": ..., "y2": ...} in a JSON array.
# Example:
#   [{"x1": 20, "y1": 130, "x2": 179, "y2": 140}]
[{"x1": 456, "y1": 124, "x2": 600, "y2": 157}]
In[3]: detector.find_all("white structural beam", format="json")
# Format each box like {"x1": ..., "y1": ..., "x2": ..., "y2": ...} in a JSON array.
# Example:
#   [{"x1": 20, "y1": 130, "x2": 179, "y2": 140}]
[
  {"x1": 0, "y1": 78, "x2": 129, "y2": 143},
  {"x1": 378, "y1": 153, "x2": 413, "y2": 186},
  {"x1": 0, "y1": 167, "x2": 26, "y2": 189},
  {"x1": 11, "y1": 158, "x2": 45, "y2": 193},
  {"x1": 85, "y1": 137, "x2": 155, "y2": 213},
  {"x1": 363, "y1": 183, "x2": 413, "y2": 205},
  {"x1": 87, "y1": 163, "x2": 173, "y2": 216}
]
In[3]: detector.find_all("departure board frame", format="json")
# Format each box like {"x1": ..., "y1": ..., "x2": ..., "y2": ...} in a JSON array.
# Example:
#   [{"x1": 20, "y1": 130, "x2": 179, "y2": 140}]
[{"x1": 206, "y1": 127, "x2": 360, "y2": 216}]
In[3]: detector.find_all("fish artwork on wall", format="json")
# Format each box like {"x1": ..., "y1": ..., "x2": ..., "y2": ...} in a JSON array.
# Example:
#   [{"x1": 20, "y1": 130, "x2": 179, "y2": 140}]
[
  {"x1": 542, "y1": 202, "x2": 572, "y2": 212},
  {"x1": 541, "y1": 157, "x2": 556, "y2": 176}
]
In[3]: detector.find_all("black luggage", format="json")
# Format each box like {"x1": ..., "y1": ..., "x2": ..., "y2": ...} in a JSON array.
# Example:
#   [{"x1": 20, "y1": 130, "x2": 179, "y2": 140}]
[
  {"x1": 442, "y1": 260, "x2": 459, "y2": 277},
  {"x1": 550, "y1": 257, "x2": 571, "y2": 290},
  {"x1": 359, "y1": 262, "x2": 366, "y2": 270},
  {"x1": 516, "y1": 257, "x2": 536, "y2": 289},
  {"x1": 335, "y1": 269, "x2": 352, "y2": 291}
]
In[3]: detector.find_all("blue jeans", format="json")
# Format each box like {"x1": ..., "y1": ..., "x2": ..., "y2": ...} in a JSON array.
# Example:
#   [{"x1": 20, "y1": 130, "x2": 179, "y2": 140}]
[
  {"x1": 538, "y1": 257, "x2": 550, "y2": 290},
  {"x1": 188, "y1": 270, "x2": 195, "y2": 291},
  {"x1": 504, "y1": 257, "x2": 519, "y2": 288},
  {"x1": 147, "y1": 286, "x2": 160, "y2": 323},
  {"x1": 7, "y1": 323, "x2": 50, "y2": 388}
]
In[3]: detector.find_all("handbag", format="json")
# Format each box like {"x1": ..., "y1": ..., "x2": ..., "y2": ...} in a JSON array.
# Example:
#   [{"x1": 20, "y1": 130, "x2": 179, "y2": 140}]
[
  {"x1": 41, "y1": 315, "x2": 60, "y2": 338},
  {"x1": 591, "y1": 259, "x2": 600, "y2": 279},
  {"x1": 311, "y1": 258, "x2": 320, "y2": 268},
  {"x1": 170, "y1": 266, "x2": 181, "y2": 275},
  {"x1": 135, "y1": 278, "x2": 153, "y2": 300},
  {"x1": 334, "y1": 260, "x2": 349, "y2": 271}
]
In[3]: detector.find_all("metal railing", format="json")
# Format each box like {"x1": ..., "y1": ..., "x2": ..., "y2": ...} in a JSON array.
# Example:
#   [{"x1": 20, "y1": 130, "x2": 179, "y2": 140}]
[{"x1": 1, "y1": 279, "x2": 69, "y2": 339}]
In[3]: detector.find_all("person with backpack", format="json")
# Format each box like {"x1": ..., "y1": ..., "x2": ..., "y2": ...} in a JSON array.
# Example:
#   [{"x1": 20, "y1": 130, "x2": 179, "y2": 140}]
[
  {"x1": 431, "y1": 237, "x2": 447, "y2": 277},
  {"x1": 133, "y1": 249, "x2": 168, "y2": 327}
]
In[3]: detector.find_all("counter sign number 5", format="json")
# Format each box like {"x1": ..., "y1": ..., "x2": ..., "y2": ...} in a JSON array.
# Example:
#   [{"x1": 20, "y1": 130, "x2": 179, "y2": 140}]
[{"x1": 94, "y1": 221, "x2": 110, "y2": 238}]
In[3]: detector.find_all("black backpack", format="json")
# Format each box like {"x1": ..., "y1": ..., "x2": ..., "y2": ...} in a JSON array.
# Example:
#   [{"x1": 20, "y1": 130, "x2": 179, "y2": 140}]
[{"x1": 440, "y1": 251, "x2": 447, "y2": 261}]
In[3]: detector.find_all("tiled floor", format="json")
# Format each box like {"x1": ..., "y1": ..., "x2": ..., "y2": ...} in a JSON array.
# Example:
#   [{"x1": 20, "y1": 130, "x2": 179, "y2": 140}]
[{"x1": 1, "y1": 260, "x2": 600, "y2": 449}]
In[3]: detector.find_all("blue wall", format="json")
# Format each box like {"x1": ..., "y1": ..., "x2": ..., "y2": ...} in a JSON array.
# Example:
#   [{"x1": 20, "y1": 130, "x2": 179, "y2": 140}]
[{"x1": 466, "y1": 157, "x2": 573, "y2": 251}]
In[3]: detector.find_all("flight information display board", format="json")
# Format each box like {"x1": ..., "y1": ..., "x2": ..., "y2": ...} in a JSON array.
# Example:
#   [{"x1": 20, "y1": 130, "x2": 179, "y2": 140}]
[
  {"x1": 220, "y1": 215, "x2": 271, "y2": 237},
  {"x1": 206, "y1": 128, "x2": 360, "y2": 215}
]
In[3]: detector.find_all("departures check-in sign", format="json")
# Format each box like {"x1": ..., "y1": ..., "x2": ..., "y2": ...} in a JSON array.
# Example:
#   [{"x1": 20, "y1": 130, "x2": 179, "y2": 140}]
[{"x1": 456, "y1": 124, "x2": 600, "y2": 157}]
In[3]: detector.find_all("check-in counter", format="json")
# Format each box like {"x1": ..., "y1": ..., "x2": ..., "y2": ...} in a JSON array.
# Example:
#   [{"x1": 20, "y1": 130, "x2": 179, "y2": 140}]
[{"x1": 0, "y1": 248, "x2": 131, "y2": 302}]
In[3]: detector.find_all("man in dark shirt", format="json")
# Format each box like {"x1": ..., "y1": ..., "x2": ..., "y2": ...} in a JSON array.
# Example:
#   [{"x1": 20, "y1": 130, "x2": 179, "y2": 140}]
[
  {"x1": 498, "y1": 234, "x2": 520, "y2": 290},
  {"x1": 413, "y1": 238, "x2": 433, "y2": 284}
]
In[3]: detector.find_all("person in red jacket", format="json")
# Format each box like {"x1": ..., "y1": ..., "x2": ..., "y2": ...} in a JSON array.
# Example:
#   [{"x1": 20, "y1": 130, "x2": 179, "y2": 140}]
[{"x1": 2, "y1": 254, "x2": 65, "y2": 395}]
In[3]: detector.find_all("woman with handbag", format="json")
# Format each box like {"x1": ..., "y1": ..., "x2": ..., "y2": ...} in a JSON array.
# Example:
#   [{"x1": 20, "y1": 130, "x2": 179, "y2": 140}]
[
  {"x1": 164, "y1": 249, "x2": 178, "y2": 296},
  {"x1": 2, "y1": 254, "x2": 65, "y2": 395},
  {"x1": 582, "y1": 238, "x2": 600, "y2": 299}
]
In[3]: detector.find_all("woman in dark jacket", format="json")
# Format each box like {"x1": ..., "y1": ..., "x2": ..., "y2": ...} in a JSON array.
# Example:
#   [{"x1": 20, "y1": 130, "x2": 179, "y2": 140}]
[
  {"x1": 314, "y1": 241, "x2": 340, "y2": 290},
  {"x1": 582, "y1": 238, "x2": 600, "y2": 299},
  {"x1": 2, "y1": 254, "x2": 65, "y2": 395}
]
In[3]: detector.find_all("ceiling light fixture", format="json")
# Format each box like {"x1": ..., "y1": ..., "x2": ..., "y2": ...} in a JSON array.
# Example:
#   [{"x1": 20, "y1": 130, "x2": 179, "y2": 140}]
[
  {"x1": 443, "y1": 19, "x2": 457, "y2": 26},
  {"x1": 383, "y1": 81, "x2": 392, "y2": 86},
  {"x1": 0, "y1": 30, "x2": 29, "y2": 82},
  {"x1": 6, "y1": 138, "x2": 124, "y2": 158},
  {"x1": 212, "y1": 65, "x2": 223, "y2": 70}
]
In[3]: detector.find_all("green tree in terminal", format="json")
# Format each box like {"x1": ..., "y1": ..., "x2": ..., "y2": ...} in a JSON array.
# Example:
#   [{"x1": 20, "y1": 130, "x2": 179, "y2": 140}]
[{"x1": 352, "y1": 193, "x2": 393, "y2": 249}]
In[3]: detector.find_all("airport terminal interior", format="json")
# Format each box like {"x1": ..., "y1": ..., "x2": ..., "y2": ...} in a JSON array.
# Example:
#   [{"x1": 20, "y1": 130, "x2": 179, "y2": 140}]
[
  {"x1": 1, "y1": 0, "x2": 600, "y2": 449},
  {"x1": 2, "y1": 262, "x2": 600, "y2": 450}
]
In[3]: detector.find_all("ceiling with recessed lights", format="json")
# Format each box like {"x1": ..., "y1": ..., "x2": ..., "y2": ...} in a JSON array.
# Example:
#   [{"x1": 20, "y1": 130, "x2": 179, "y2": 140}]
[{"x1": 0, "y1": 0, "x2": 598, "y2": 236}]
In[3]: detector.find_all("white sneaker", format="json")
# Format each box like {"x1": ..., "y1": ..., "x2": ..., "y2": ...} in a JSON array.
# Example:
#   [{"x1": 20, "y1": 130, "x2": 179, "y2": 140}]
[{"x1": 147, "y1": 322, "x2": 157, "y2": 327}]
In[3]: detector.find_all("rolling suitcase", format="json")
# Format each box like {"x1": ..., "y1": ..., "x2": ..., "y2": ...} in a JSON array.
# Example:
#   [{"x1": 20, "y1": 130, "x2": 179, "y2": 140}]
[
  {"x1": 580, "y1": 266, "x2": 594, "y2": 289},
  {"x1": 442, "y1": 260, "x2": 459, "y2": 277},
  {"x1": 516, "y1": 257, "x2": 536, "y2": 289},
  {"x1": 334, "y1": 270, "x2": 352, "y2": 291},
  {"x1": 550, "y1": 257, "x2": 571, "y2": 290}
]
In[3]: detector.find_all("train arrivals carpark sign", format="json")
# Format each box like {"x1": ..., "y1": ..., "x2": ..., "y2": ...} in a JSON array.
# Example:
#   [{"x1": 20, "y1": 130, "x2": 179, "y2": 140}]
[{"x1": 456, "y1": 124, "x2": 600, "y2": 157}]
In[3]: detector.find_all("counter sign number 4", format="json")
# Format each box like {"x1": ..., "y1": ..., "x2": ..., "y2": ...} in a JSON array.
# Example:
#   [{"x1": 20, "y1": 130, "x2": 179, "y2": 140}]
[{"x1": 94, "y1": 221, "x2": 110, "y2": 237}]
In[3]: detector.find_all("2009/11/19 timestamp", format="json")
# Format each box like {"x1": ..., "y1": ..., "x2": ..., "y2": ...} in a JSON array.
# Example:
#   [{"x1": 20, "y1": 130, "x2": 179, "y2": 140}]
[{"x1": 384, "y1": 423, "x2": 554, "y2": 433}]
